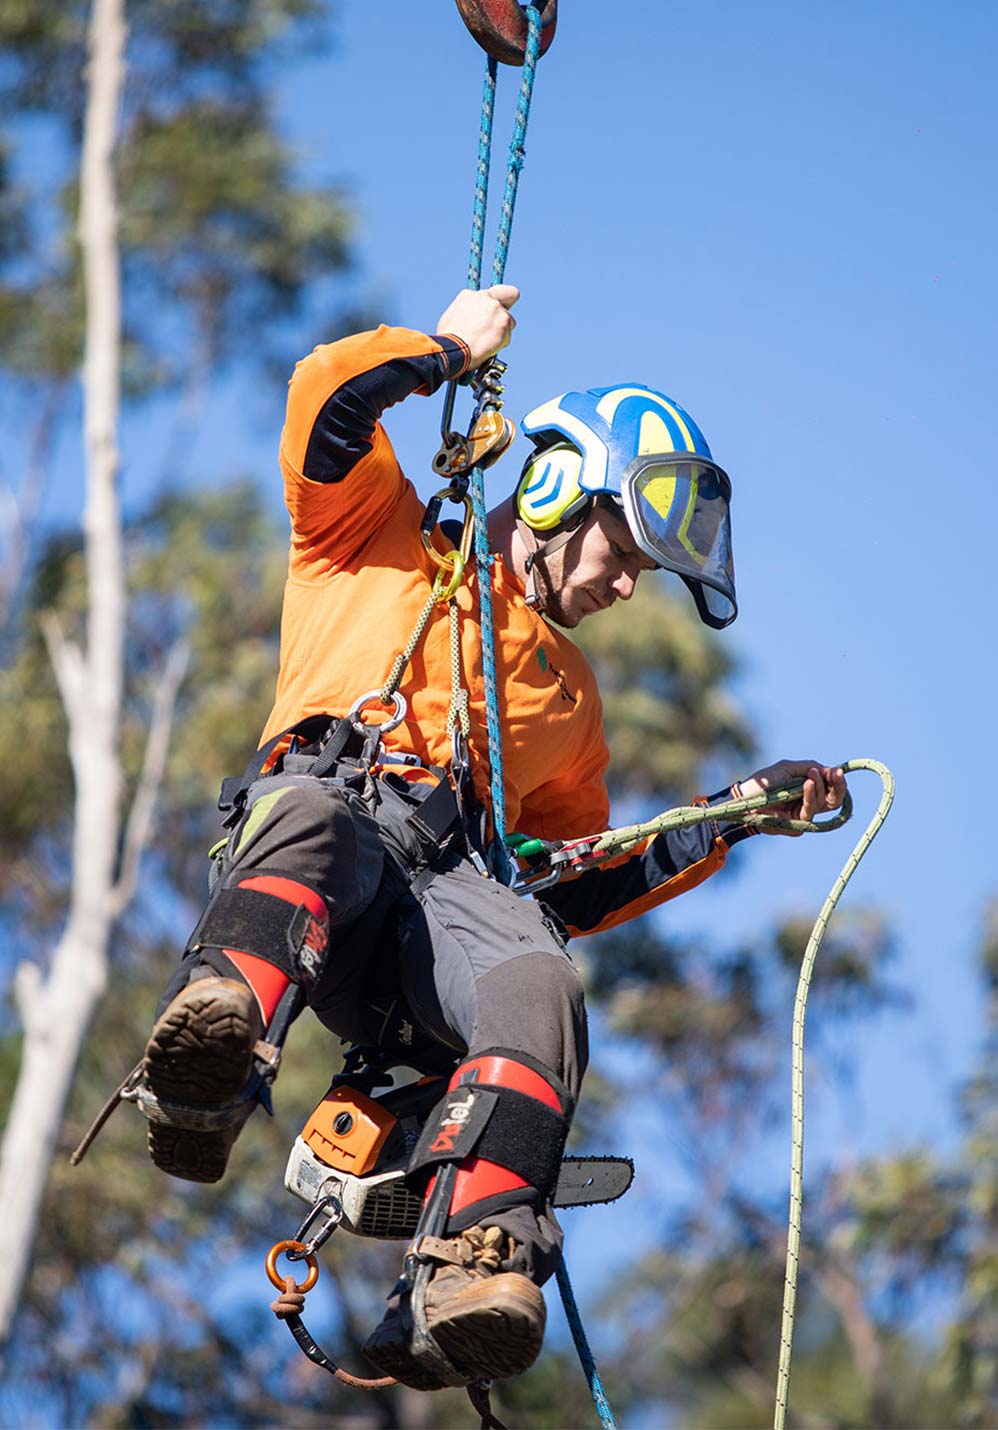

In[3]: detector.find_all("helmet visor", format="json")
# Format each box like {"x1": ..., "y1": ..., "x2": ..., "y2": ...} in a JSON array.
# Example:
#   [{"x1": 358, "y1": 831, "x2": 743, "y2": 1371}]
[{"x1": 620, "y1": 454, "x2": 737, "y2": 628}]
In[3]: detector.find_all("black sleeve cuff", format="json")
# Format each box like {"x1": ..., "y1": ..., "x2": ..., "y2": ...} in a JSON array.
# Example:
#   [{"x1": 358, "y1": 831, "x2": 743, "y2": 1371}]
[
  {"x1": 706, "y1": 785, "x2": 757, "y2": 848},
  {"x1": 433, "y1": 333, "x2": 472, "y2": 381}
]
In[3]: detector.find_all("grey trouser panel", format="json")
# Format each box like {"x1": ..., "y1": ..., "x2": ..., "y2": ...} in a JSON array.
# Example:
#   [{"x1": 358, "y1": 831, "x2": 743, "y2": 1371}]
[
  {"x1": 180, "y1": 770, "x2": 589, "y2": 1283},
  {"x1": 220, "y1": 772, "x2": 588, "y2": 1093}
]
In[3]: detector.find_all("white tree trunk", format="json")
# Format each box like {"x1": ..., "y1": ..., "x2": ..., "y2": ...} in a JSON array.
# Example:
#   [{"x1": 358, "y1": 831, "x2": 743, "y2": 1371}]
[{"x1": 0, "y1": 0, "x2": 127, "y2": 1353}]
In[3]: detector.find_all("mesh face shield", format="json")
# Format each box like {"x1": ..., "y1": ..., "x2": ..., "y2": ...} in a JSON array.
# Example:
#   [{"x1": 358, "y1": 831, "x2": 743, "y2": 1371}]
[{"x1": 619, "y1": 454, "x2": 737, "y2": 628}]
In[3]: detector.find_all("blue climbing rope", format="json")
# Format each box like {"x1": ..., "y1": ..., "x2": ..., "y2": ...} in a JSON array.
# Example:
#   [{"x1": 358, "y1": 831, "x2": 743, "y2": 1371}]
[
  {"x1": 464, "y1": 6, "x2": 542, "y2": 885},
  {"x1": 489, "y1": 17, "x2": 540, "y2": 286},
  {"x1": 460, "y1": 20, "x2": 620, "y2": 1427},
  {"x1": 467, "y1": 58, "x2": 497, "y2": 289},
  {"x1": 556, "y1": 1259, "x2": 618, "y2": 1430}
]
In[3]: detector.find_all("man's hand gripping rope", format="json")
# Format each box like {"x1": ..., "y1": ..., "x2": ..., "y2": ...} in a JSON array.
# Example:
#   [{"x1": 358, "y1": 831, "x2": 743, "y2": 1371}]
[{"x1": 509, "y1": 762, "x2": 851, "y2": 895}]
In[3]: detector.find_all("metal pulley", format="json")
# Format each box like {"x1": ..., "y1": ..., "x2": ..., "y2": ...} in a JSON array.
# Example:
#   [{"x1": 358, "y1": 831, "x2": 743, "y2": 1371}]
[
  {"x1": 432, "y1": 408, "x2": 516, "y2": 479},
  {"x1": 433, "y1": 358, "x2": 517, "y2": 480},
  {"x1": 454, "y1": 0, "x2": 557, "y2": 65}
]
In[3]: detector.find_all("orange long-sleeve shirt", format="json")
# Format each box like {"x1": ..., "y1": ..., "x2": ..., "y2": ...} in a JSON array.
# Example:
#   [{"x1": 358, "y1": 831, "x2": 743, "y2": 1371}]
[{"x1": 263, "y1": 325, "x2": 733, "y2": 935}]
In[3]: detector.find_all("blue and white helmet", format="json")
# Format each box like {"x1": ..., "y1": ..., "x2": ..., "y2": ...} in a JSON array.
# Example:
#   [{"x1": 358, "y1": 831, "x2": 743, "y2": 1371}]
[{"x1": 516, "y1": 384, "x2": 737, "y2": 628}]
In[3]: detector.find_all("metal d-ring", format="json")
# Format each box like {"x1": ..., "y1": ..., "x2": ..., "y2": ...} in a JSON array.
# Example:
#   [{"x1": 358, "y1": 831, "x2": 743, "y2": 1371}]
[{"x1": 347, "y1": 689, "x2": 408, "y2": 736}]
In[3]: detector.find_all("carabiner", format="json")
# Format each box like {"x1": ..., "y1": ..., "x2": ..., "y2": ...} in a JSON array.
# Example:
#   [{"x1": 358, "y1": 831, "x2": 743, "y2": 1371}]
[
  {"x1": 347, "y1": 689, "x2": 408, "y2": 736},
  {"x1": 287, "y1": 1194, "x2": 343, "y2": 1259},
  {"x1": 432, "y1": 549, "x2": 466, "y2": 602},
  {"x1": 421, "y1": 487, "x2": 475, "y2": 571},
  {"x1": 454, "y1": 0, "x2": 558, "y2": 65}
]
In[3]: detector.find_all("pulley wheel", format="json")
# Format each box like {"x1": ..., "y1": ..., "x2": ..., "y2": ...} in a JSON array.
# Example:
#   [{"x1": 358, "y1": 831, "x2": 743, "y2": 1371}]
[{"x1": 454, "y1": 0, "x2": 558, "y2": 65}]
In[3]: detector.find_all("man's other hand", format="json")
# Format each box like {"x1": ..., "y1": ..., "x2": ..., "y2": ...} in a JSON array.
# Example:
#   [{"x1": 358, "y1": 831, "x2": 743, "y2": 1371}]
[
  {"x1": 733, "y1": 761, "x2": 847, "y2": 836},
  {"x1": 437, "y1": 284, "x2": 519, "y2": 369}
]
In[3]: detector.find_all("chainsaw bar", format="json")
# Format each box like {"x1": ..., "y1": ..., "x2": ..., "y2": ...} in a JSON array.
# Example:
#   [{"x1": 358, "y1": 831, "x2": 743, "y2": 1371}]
[{"x1": 554, "y1": 1155, "x2": 634, "y2": 1208}]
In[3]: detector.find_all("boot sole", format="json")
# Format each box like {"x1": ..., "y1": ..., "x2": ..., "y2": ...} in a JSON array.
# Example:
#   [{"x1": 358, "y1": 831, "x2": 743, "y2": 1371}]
[
  {"x1": 430, "y1": 1273, "x2": 546, "y2": 1382},
  {"x1": 143, "y1": 979, "x2": 260, "y2": 1184}
]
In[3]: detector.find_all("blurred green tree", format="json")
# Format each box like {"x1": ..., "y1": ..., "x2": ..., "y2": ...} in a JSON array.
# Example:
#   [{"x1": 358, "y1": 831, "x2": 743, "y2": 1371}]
[
  {"x1": 0, "y1": 5, "x2": 982, "y2": 1427},
  {"x1": 582, "y1": 887, "x2": 995, "y2": 1430},
  {"x1": 0, "y1": 0, "x2": 363, "y2": 1363}
]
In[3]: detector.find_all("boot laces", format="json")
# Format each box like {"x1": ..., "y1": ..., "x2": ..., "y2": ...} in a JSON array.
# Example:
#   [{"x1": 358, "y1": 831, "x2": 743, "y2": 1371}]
[{"x1": 457, "y1": 1225, "x2": 510, "y2": 1276}]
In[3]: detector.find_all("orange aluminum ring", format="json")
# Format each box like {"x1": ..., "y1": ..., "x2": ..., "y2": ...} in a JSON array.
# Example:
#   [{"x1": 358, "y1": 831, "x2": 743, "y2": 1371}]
[{"x1": 265, "y1": 1239, "x2": 319, "y2": 1293}]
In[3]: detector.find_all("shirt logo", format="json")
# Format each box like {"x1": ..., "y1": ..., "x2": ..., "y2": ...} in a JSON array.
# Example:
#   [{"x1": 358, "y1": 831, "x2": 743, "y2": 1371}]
[{"x1": 537, "y1": 646, "x2": 577, "y2": 705}]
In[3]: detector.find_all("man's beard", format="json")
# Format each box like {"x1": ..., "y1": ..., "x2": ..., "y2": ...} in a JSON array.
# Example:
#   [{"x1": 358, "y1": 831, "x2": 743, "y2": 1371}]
[{"x1": 530, "y1": 552, "x2": 579, "y2": 629}]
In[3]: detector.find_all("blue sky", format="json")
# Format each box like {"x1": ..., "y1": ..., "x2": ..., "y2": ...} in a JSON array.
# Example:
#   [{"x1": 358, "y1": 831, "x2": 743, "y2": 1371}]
[{"x1": 32, "y1": 0, "x2": 998, "y2": 1206}]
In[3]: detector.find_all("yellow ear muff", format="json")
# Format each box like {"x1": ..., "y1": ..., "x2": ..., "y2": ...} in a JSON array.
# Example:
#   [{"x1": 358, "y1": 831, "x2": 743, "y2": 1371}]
[{"x1": 515, "y1": 444, "x2": 590, "y2": 532}]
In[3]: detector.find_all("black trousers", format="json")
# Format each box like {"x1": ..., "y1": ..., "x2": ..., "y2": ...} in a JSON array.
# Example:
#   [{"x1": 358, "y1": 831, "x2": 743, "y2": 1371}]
[{"x1": 168, "y1": 769, "x2": 589, "y2": 1283}]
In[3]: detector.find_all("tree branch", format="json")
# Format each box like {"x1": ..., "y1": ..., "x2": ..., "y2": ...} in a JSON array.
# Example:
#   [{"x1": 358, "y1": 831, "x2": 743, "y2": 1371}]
[
  {"x1": 814, "y1": 1258, "x2": 894, "y2": 1427},
  {"x1": 13, "y1": 961, "x2": 41, "y2": 1029},
  {"x1": 0, "y1": 380, "x2": 66, "y2": 644},
  {"x1": 110, "y1": 636, "x2": 191, "y2": 917},
  {"x1": 39, "y1": 609, "x2": 86, "y2": 717}
]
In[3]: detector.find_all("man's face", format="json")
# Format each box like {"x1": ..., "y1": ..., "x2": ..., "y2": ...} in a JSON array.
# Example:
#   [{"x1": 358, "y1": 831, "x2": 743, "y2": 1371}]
[{"x1": 533, "y1": 501, "x2": 657, "y2": 629}]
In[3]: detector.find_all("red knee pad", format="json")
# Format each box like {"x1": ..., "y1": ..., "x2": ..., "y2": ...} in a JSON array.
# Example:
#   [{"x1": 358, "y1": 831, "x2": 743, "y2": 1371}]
[
  {"x1": 407, "y1": 1049, "x2": 573, "y2": 1231},
  {"x1": 187, "y1": 871, "x2": 329, "y2": 1023}
]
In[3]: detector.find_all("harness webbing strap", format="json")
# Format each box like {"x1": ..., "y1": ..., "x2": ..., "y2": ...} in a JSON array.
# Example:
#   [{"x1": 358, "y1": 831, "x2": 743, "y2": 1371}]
[{"x1": 218, "y1": 714, "x2": 337, "y2": 816}]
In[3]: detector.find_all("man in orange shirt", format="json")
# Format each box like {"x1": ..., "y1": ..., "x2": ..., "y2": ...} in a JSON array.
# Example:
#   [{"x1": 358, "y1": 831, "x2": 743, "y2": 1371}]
[{"x1": 141, "y1": 285, "x2": 845, "y2": 1390}]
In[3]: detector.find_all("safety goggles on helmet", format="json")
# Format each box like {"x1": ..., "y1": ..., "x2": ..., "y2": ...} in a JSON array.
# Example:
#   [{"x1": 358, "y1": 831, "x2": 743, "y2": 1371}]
[
  {"x1": 618, "y1": 453, "x2": 736, "y2": 629},
  {"x1": 519, "y1": 383, "x2": 738, "y2": 628}
]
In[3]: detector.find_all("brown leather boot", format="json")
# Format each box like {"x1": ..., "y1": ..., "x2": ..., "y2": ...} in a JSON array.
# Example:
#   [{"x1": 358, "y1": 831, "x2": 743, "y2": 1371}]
[
  {"x1": 363, "y1": 1225, "x2": 546, "y2": 1388},
  {"x1": 142, "y1": 976, "x2": 262, "y2": 1183}
]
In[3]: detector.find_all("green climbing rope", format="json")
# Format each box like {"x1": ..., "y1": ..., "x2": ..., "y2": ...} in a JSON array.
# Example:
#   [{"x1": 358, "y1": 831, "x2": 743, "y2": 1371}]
[
  {"x1": 773, "y1": 757, "x2": 895, "y2": 1430},
  {"x1": 511, "y1": 758, "x2": 894, "y2": 1427}
]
